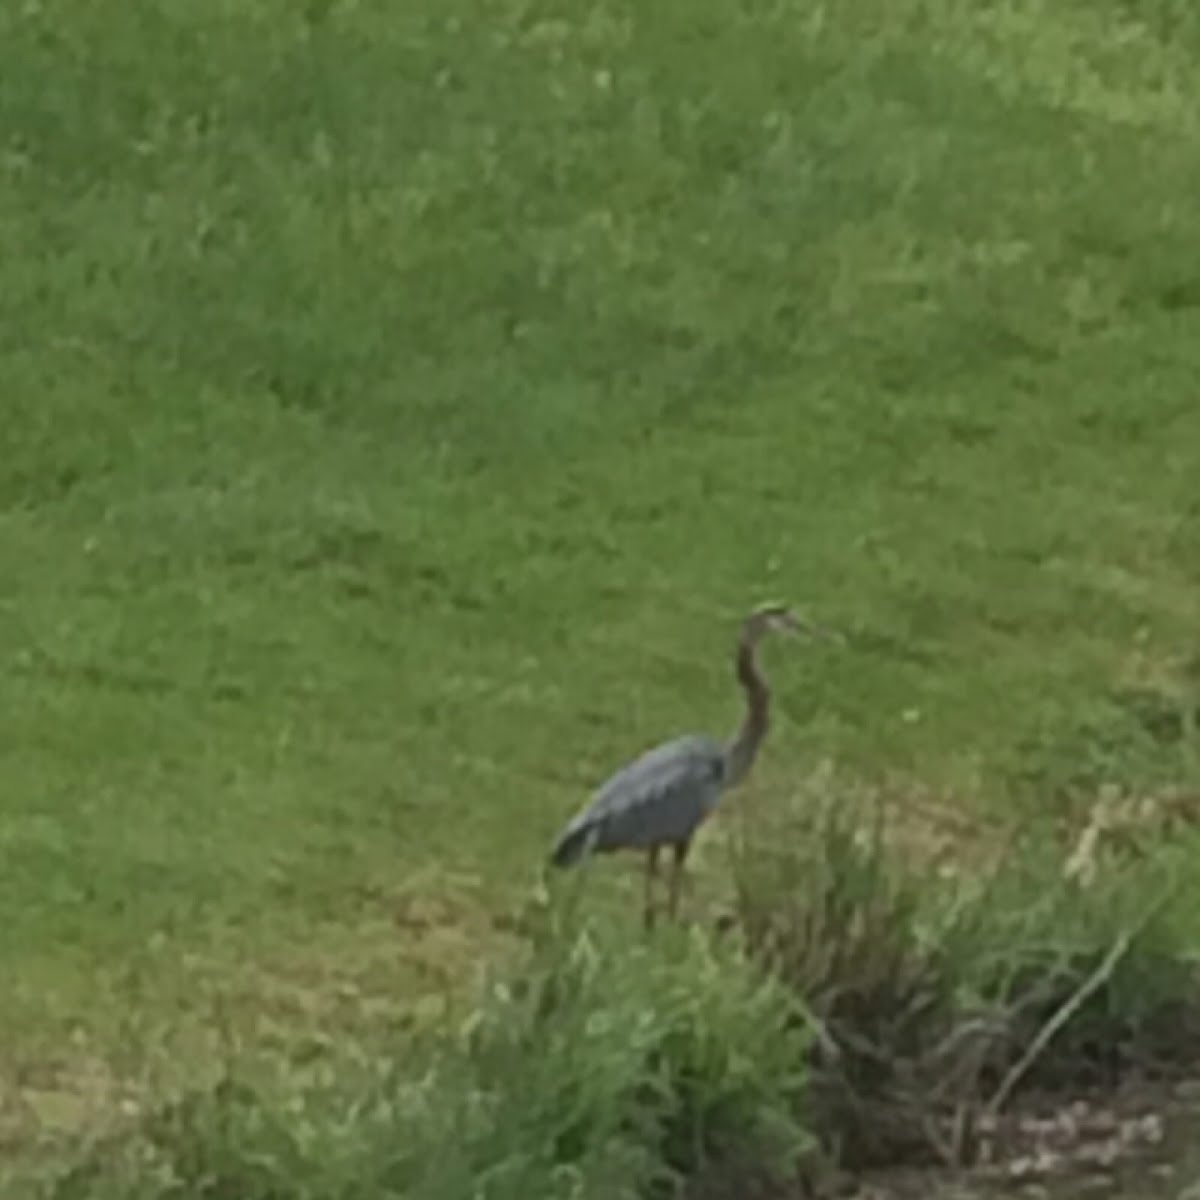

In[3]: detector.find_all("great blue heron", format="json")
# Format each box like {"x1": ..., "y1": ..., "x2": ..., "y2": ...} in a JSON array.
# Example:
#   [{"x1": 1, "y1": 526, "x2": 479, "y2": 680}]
[{"x1": 548, "y1": 603, "x2": 827, "y2": 927}]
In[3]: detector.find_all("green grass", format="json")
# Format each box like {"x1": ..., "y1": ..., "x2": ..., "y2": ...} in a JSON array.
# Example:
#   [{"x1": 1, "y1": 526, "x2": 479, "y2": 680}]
[{"x1": 3, "y1": 0, "x2": 1200, "y2": 1159}]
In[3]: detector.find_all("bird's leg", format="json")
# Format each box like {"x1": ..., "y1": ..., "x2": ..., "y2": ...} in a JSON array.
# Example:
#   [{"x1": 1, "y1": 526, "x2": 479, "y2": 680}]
[
  {"x1": 644, "y1": 845, "x2": 661, "y2": 931},
  {"x1": 667, "y1": 840, "x2": 691, "y2": 922}
]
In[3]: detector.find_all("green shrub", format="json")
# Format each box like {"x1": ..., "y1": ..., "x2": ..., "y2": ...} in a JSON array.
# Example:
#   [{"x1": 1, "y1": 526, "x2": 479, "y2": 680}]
[
  {"x1": 44, "y1": 922, "x2": 814, "y2": 1200},
  {"x1": 725, "y1": 772, "x2": 1200, "y2": 1166}
]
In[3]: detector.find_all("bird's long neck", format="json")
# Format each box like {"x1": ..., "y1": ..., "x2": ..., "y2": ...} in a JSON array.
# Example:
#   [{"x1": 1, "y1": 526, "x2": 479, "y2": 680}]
[{"x1": 724, "y1": 630, "x2": 770, "y2": 788}]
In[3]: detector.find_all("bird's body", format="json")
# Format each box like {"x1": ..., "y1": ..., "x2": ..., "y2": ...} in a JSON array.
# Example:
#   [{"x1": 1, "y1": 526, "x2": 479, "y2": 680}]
[
  {"x1": 550, "y1": 734, "x2": 726, "y2": 867},
  {"x1": 548, "y1": 603, "x2": 826, "y2": 926}
]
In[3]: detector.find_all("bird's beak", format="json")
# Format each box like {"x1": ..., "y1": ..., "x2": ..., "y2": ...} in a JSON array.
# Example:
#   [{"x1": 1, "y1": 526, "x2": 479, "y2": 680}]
[{"x1": 786, "y1": 613, "x2": 843, "y2": 644}]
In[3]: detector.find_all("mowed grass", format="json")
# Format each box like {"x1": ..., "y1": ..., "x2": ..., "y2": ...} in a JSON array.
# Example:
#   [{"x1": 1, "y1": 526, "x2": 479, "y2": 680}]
[{"x1": 2, "y1": 0, "x2": 1200, "y2": 1089}]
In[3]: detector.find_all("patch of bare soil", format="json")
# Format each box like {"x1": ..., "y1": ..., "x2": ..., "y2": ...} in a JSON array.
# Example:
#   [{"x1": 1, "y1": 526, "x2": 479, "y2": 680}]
[{"x1": 846, "y1": 1079, "x2": 1200, "y2": 1200}]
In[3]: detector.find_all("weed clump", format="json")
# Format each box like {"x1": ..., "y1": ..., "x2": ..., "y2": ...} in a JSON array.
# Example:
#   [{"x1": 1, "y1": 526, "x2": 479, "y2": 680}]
[
  {"x1": 725, "y1": 769, "x2": 1200, "y2": 1168},
  {"x1": 43, "y1": 925, "x2": 813, "y2": 1200}
]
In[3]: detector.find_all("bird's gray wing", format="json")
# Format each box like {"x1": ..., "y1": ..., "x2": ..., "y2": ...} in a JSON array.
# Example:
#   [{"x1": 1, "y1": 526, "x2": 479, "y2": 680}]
[{"x1": 553, "y1": 734, "x2": 726, "y2": 862}]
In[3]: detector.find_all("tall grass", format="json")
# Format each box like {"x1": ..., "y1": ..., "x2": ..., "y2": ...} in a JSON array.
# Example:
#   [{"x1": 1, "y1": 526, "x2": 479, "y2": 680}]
[
  {"x1": 728, "y1": 773, "x2": 1199, "y2": 1166},
  {"x1": 36, "y1": 780, "x2": 1200, "y2": 1198},
  {"x1": 41, "y1": 923, "x2": 814, "y2": 1200}
]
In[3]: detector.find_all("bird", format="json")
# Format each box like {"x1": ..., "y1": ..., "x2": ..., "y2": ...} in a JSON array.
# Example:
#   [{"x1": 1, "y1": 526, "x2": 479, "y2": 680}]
[{"x1": 548, "y1": 603, "x2": 829, "y2": 928}]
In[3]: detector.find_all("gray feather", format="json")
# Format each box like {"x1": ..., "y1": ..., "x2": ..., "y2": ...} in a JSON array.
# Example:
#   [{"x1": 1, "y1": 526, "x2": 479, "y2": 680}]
[{"x1": 550, "y1": 734, "x2": 727, "y2": 867}]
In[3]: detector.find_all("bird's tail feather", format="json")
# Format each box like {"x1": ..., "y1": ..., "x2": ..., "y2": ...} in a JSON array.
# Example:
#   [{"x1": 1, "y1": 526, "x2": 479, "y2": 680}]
[{"x1": 549, "y1": 821, "x2": 597, "y2": 868}]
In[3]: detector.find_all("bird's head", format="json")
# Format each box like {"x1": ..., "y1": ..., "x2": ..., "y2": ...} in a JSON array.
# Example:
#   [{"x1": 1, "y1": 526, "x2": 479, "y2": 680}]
[{"x1": 744, "y1": 602, "x2": 841, "y2": 645}]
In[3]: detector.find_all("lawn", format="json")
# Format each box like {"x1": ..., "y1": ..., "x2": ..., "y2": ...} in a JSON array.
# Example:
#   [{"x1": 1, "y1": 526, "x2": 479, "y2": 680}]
[{"x1": 2, "y1": 0, "x2": 1199, "y2": 1157}]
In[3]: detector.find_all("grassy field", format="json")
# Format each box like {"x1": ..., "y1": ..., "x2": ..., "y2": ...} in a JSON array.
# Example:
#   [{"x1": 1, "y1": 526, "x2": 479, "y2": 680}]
[{"x1": 3, "y1": 0, "x2": 1200, "y2": 1181}]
